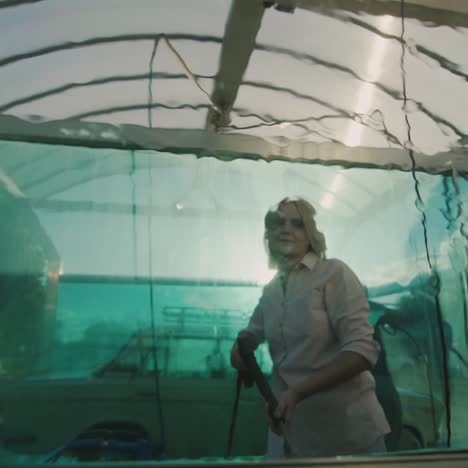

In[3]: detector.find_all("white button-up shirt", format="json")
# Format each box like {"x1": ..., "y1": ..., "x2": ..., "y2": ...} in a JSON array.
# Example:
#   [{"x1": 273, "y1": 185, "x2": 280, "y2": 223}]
[{"x1": 244, "y1": 252, "x2": 390, "y2": 457}]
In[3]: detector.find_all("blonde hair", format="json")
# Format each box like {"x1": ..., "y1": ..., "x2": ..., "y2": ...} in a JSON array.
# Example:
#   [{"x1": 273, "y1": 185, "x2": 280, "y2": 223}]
[{"x1": 264, "y1": 197, "x2": 327, "y2": 268}]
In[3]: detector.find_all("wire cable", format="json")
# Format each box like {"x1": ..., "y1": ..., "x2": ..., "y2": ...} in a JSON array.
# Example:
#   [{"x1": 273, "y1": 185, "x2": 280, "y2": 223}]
[
  {"x1": 146, "y1": 38, "x2": 166, "y2": 455},
  {"x1": 160, "y1": 36, "x2": 221, "y2": 115},
  {"x1": 399, "y1": 0, "x2": 451, "y2": 448}
]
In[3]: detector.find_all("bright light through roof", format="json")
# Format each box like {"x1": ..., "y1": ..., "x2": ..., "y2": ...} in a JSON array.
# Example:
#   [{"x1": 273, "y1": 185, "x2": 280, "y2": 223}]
[
  {"x1": 321, "y1": 16, "x2": 395, "y2": 210},
  {"x1": 345, "y1": 15, "x2": 395, "y2": 147},
  {"x1": 320, "y1": 172, "x2": 345, "y2": 209}
]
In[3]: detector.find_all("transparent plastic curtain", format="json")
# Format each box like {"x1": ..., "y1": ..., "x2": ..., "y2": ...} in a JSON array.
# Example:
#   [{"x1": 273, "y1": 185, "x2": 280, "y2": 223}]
[
  {"x1": 1, "y1": 139, "x2": 467, "y2": 461},
  {"x1": 1, "y1": 0, "x2": 468, "y2": 463}
]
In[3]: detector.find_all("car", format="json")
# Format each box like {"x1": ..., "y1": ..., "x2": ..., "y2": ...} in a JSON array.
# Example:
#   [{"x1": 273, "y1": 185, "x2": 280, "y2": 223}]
[
  {"x1": 0, "y1": 320, "x2": 444, "y2": 461},
  {"x1": 44, "y1": 421, "x2": 158, "y2": 463},
  {"x1": 0, "y1": 328, "x2": 266, "y2": 460}
]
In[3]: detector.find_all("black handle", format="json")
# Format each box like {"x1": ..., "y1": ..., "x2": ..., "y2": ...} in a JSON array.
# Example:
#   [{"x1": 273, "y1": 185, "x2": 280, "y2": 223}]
[{"x1": 237, "y1": 335, "x2": 282, "y2": 424}]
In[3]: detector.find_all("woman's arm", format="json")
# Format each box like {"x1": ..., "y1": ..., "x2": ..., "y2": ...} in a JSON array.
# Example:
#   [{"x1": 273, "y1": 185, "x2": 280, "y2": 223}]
[
  {"x1": 274, "y1": 351, "x2": 371, "y2": 421},
  {"x1": 275, "y1": 260, "x2": 378, "y2": 422}
]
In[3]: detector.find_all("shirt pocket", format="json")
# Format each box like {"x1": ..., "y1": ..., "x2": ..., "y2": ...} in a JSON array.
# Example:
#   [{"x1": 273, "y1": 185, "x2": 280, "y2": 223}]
[
  {"x1": 287, "y1": 287, "x2": 327, "y2": 337},
  {"x1": 308, "y1": 286, "x2": 326, "y2": 311}
]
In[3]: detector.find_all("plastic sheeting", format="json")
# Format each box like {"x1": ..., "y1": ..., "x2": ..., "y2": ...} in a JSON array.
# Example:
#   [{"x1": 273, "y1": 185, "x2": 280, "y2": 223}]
[
  {"x1": 0, "y1": 0, "x2": 467, "y2": 174},
  {"x1": 0, "y1": 139, "x2": 467, "y2": 460},
  {"x1": 0, "y1": 0, "x2": 468, "y2": 464}
]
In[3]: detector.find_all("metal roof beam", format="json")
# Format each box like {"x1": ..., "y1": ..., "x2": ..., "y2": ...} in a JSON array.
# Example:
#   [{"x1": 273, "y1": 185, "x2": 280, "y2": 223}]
[{"x1": 206, "y1": 0, "x2": 266, "y2": 132}]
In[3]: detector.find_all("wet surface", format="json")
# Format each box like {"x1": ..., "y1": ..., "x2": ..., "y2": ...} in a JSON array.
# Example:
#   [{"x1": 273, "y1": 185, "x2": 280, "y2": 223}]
[{"x1": 0, "y1": 0, "x2": 468, "y2": 464}]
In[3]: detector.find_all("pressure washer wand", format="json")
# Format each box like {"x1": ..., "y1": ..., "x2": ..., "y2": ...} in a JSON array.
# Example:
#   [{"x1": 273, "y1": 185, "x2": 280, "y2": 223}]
[
  {"x1": 237, "y1": 335, "x2": 293, "y2": 456},
  {"x1": 226, "y1": 334, "x2": 286, "y2": 457},
  {"x1": 237, "y1": 334, "x2": 283, "y2": 426}
]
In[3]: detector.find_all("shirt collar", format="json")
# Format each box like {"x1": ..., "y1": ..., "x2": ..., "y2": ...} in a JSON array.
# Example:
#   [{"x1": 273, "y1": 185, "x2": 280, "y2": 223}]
[
  {"x1": 275, "y1": 252, "x2": 319, "y2": 282},
  {"x1": 300, "y1": 251, "x2": 319, "y2": 271}
]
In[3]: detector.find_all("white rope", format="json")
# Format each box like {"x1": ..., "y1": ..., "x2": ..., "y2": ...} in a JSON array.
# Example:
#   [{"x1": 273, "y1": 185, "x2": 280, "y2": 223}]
[{"x1": 161, "y1": 35, "x2": 222, "y2": 114}]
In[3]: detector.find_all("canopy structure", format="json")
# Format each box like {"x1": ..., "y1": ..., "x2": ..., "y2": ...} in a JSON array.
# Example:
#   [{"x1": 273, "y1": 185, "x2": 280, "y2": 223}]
[
  {"x1": 2, "y1": 1, "x2": 468, "y2": 462},
  {"x1": 1, "y1": 0, "x2": 467, "y2": 285},
  {"x1": 0, "y1": 0, "x2": 467, "y2": 175}
]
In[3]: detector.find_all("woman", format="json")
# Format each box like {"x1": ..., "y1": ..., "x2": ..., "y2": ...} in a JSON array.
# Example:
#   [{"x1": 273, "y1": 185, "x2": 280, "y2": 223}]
[{"x1": 231, "y1": 198, "x2": 390, "y2": 458}]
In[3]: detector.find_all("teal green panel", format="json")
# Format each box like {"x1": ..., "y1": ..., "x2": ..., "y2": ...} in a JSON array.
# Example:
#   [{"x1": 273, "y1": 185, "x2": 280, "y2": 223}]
[{"x1": 1, "y1": 140, "x2": 467, "y2": 463}]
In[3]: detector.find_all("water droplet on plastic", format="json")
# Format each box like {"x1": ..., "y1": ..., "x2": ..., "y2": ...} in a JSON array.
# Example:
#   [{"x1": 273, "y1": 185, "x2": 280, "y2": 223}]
[
  {"x1": 404, "y1": 141, "x2": 418, "y2": 152},
  {"x1": 365, "y1": 109, "x2": 385, "y2": 130},
  {"x1": 436, "y1": 123, "x2": 454, "y2": 137},
  {"x1": 404, "y1": 100, "x2": 419, "y2": 113},
  {"x1": 415, "y1": 198, "x2": 425, "y2": 210},
  {"x1": 369, "y1": 109, "x2": 384, "y2": 123},
  {"x1": 406, "y1": 38, "x2": 418, "y2": 55}
]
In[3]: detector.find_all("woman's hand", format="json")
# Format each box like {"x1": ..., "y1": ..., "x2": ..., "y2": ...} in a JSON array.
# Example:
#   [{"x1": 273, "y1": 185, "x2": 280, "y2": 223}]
[
  {"x1": 230, "y1": 341, "x2": 247, "y2": 371},
  {"x1": 263, "y1": 387, "x2": 301, "y2": 435},
  {"x1": 274, "y1": 387, "x2": 301, "y2": 423},
  {"x1": 263, "y1": 399, "x2": 282, "y2": 435}
]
